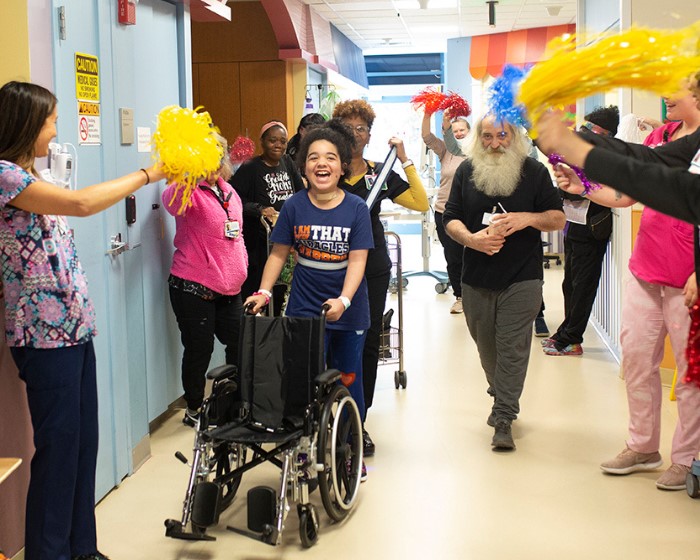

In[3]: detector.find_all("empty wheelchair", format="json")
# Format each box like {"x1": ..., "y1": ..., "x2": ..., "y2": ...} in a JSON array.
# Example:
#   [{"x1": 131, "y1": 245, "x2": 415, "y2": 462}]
[{"x1": 165, "y1": 306, "x2": 363, "y2": 547}]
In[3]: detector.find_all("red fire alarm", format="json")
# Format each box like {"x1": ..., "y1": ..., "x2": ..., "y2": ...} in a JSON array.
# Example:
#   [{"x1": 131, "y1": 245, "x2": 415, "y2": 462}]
[{"x1": 118, "y1": 0, "x2": 136, "y2": 25}]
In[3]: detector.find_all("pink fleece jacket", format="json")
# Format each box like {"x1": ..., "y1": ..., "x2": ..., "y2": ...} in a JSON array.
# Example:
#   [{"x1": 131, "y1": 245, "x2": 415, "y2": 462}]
[
  {"x1": 628, "y1": 122, "x2": 694, "y2": 288},
  {"x1": 163, "y1": 177, "x2": 248, "y2": 295}
]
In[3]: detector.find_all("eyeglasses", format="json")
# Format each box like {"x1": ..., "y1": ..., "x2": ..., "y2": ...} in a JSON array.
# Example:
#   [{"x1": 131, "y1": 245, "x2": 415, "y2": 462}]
[
  {"x1": 350, "y1": 125, "x2": 369, "y2": 135},
  {"x1": 579, "y1": 121, "x2": 612, "y2": 137},
  {"x1": 480, "y1": 131, "x2": 509, "y2": 142}
]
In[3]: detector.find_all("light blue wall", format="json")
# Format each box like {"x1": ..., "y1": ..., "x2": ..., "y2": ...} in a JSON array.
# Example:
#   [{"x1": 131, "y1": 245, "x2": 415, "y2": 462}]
[{"x1": 445, "y1": 36, "x2": 473, "y2": 116}]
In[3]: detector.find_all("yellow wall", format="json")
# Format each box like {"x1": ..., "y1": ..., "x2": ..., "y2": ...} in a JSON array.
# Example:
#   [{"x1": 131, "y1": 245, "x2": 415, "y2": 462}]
[{"x1": 0, "y1": 0, "x2": 31, "y2": 84}]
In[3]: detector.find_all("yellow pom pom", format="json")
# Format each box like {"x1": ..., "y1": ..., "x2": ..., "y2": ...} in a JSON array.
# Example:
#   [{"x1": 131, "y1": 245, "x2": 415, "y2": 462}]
[
  {"x1": 152, "y1": 105, "x2": 223, "y2": 213},
  {"x1": 519, "y1": 22, "x2": 700, "y2": 136}
]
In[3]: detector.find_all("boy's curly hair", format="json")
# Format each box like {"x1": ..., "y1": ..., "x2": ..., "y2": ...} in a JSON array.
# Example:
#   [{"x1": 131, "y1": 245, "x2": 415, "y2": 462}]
[{"x1": 332, "y1": 99, "x2": 376, "y2": 129}]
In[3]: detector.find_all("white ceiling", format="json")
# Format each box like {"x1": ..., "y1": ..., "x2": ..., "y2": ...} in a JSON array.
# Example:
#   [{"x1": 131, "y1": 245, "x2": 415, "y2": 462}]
[{"x1": 228, "y1": 0, "x2": 577, "y2": 54}]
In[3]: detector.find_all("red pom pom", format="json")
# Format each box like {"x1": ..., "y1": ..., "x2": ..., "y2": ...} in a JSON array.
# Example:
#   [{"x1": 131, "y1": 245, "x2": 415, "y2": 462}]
[
  {"x1": 441, "y1": 92, "x2": 472, "y2": 118},
  {"x1": 684, "y1": 303, "x2": 700, "y2": 388},
  {"x1": 411, "y1": 88, "x2": 447, "y2": 116},
  {"x1": 230, "y1": 136, "x2": 256, "y2": 164}
]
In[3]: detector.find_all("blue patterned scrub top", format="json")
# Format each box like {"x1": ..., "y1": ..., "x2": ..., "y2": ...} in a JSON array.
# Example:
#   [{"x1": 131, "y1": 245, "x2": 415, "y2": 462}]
[{"x1": 0, "y1": 161, "x2": 96, "y2": 348}]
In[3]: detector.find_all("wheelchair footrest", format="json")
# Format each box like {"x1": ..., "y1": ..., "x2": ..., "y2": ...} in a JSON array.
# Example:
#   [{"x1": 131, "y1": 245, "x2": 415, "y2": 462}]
[
  {"x1": 164, "y1": 519, "x2": 216, "y2": 541},
  {"x1": 191, "y1": 481, "x2": 221, "y2": 527},
  {"x1": 247, "y1": 486, "x2": 277, "y2": 533}
]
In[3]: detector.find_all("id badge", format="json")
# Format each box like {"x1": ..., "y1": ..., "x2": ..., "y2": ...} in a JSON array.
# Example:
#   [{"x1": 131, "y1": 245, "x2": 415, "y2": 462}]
[
  {"x1": 482, "y1": 212, "x2": 495, "y2": 226},
  {"x1": 224, "y1": 220, "x2": 240, "y2": 239},
  {"x1": 365, "y1": 174, "x2": 377, "y2": 190},
  {"x1": 562, "y1": 199, "x2": 590, "y2": 225}
]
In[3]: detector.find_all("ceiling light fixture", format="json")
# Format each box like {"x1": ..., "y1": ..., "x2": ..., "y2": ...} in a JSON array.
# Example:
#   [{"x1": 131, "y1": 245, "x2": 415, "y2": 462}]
[
  {"x1": 546, "y1": 5, "x2": 562, "y2": 16},
  {"x1": 487, "y1": 1, "x2": 498, "y2": 27},
  {"x1": 418, "y1": 0, "x2": 429, "y2": 9}
]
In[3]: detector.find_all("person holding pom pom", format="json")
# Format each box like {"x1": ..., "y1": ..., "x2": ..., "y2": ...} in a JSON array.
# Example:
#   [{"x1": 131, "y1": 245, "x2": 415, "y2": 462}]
[
  {"x1": 0, "y1": 81, "x2": 165, "y2": 560},
  {"x1": 163, "y1": 132, "x2": 248, "y2": 428},
  {"x1": 422, "y1": 110, "x2": 469, "y2": 314},
  {"x1": 332, "y1": 99, "x2": 429, "y2": 457}
]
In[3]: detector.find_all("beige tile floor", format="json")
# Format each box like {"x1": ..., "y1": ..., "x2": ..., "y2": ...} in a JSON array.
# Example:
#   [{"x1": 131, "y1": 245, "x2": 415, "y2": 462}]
[{"x1": 95, "y1": 240, "x2": 700, "y2": 560}]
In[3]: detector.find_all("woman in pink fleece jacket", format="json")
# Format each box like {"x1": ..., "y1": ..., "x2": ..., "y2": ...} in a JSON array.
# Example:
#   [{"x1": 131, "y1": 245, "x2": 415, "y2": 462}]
[{"x1": 163, "y1": 134, "x2": 248, "y2": 427}]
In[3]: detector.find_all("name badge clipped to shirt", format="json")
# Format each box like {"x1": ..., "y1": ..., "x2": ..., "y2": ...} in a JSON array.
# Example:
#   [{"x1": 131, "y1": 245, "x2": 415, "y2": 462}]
[
  {"x1": 365, "y1": 173, "x2": 377, "y2": 190},
  {"x1": 689, "y1": 148, "x2": 700, "y2": 175},
  {"x1": 482, "y1": 212, "x2": 495, "y2": 226},
  {"x1": 562, "y1": 198, "x2": 590, "y2": 225},
  {"x1": 224, "y1": 220, "x2": 240, "y2": 239}
]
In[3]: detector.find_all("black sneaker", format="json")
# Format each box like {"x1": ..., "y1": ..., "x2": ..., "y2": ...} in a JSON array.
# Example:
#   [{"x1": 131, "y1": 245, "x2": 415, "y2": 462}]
[
  {"x1": 362, "y1": 429, "x2": 375, "y2": 457},
  {"x1": 182, "y1": 408, "x2": 200, "y2": 427},
  {"x1": 72, "y1": 552, "x2": 111, "y2": 560},
  {"x1": 492, "y1": 419, "x2": 515, "y2": 450},
  {"x1": 487, "y1": 412, "x2": 496, "y2": 427},
  {"x1": 534, "y1": 316, "x2": 550, "y2": 337}
]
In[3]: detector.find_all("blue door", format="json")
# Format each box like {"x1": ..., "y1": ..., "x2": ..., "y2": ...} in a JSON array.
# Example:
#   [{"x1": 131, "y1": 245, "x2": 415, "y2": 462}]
[{"x1": 50, "y1": 0, "x2": 186, "y2": 498}]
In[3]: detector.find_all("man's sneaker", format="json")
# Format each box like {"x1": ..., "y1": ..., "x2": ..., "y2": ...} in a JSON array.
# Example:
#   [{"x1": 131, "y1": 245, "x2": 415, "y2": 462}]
[
  {"x1": 362, "y1": 429, "x2": 375, "y2": 457},
  {"x1": 541, "y1": 337, "x2": 557, "y2": 348},
  {"x1": 450, "y1": 297, "x2": 463, "y2": 314},
  {"x1": 182, "y1": 408, "x2": 200, "y2": 428},
  {"x1": 656, "y1": 463, "x2": 691, "y2": 490},
  {"x1": 491, "y1": 419, "x2": 515, "y2": 450},
  {"x1": 361, "y1": 461, "x2": 368, "y2": 482},
  {"x1": 543, "y1": 343, "x2": 583, "y2": 356},
  {"x1": 600, "y1": 447, "x2": 663, "y2": 475},
  {"x1": 534, "y1": 316, "x2": 550, "y2": 337}
]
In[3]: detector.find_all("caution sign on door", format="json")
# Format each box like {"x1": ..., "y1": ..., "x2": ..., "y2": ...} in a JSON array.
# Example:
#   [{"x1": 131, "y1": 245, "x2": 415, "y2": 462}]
[
  {"x1": 75, "y1": 52, "x2": 100, "y2": 102},
  {"x1": 78, "y1": 101, "x2": 101, "y2": 145}
]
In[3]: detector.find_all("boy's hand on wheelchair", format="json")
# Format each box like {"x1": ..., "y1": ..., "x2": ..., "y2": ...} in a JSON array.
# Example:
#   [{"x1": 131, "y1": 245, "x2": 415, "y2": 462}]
[
  {"x1": 244, "y1": 294, "x2": 268, "y2": 314},
  {"x1": 323, "y1": 299, "x2": 345, "y2": 322}
]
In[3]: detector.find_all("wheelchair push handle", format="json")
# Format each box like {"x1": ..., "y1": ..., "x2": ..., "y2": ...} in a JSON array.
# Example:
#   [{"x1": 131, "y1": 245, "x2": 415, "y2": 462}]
[{"x1": 321, "y1": 303, "x2": 331, "y2": 317}]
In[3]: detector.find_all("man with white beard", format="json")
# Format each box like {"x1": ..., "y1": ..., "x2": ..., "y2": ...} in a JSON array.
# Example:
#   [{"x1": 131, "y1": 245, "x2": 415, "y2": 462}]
[{"x1": 443, "y1": 115, "x2": 565, "y2": 450}]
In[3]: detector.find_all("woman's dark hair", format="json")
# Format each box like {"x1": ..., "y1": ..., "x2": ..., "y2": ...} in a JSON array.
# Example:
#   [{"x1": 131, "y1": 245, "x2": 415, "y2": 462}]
[
  {"x1": 0, "y1": 81, "x2": 57, "y2": 165},
  {"x1": 584, "y1": 105, "x2": 620, "y2": 136},
  {"x1": 296, "y1": 119, "x2": 356, "y2": 179},
  {"x1": 287, "y1": 113, "x2": 327, "y2": 158},
  {"x1": 297, "y1": 112, "x2": 326, "y2": 133}
]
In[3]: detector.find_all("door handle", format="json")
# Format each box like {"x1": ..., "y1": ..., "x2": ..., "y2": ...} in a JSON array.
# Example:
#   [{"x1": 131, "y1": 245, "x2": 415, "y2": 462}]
[{"x1": 106, "y1": 234, "x2": 129, "y2": 256}]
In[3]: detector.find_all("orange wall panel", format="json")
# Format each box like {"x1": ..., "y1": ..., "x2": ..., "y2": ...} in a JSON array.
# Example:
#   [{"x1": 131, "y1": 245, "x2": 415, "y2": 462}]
[
  {"x1": 239, "y1": 61, "x2": 290, "y2": 150},
  {"x1": 193, "y1": 62, "x2": 242, "y2": 144},
  {"x1": 192, "y1": 1, "x2": 279, "y2": 63}
]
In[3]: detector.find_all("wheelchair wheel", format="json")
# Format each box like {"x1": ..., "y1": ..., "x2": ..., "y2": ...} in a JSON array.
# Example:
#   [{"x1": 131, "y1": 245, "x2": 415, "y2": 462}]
[
  {"x1": 686, "y1": 472, "x2": 700, "y2": 498},
  {"x1": 317, "y1": 385, "x2": 362, "y2": 523},
  {"x1": 298, "y1": 503, "x2": 319, "y2": 548},
  {"x1": 215, "y1": 443, "x2": 247, "y2": 512}
]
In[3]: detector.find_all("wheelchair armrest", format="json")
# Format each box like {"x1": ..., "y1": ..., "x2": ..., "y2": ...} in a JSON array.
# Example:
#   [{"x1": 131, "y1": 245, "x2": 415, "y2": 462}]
[
  {"x1": 206, "y1": 364, "x2": 238, "y2": 381},
  {"x1": 315, "y1": 368, "x2": 341, "y2": 386}
]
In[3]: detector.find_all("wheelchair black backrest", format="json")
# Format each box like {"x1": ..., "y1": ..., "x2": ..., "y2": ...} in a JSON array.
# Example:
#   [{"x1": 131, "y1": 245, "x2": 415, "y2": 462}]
[{"x1": 238, "y1": 314, "x2": 325, "y2": 431}]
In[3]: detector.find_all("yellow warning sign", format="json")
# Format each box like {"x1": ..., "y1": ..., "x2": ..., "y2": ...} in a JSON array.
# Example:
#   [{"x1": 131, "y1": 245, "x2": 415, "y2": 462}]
[
  {"x1": 78, "y1": 101, "x2": 100, "y2": 116},
  {"x1": 75, "y1": 52, "x2": 100, "y2": 102}
]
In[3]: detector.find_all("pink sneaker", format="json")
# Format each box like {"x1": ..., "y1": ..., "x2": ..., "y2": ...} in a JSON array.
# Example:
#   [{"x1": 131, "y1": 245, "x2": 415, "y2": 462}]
[{"x1": 543, "y1": 343, "x2": 583, "y2": 356}]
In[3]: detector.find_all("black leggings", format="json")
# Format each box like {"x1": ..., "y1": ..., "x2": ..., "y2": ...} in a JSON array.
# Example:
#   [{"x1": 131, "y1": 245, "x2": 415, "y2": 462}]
[{"x1": 169, "y1": 287, "x2": 242, "y2": 410}]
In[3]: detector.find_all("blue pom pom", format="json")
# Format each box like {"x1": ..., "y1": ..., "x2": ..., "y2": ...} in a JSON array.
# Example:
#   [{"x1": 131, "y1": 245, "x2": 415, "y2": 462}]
[{"x1": 486, "y1": 65, "x2": 531, "y2": 129}]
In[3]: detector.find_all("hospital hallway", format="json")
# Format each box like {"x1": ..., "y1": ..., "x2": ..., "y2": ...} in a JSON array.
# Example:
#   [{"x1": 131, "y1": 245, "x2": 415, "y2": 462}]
[{"x1": 94, "y1": 236, "x2": 700, "y2": 559}]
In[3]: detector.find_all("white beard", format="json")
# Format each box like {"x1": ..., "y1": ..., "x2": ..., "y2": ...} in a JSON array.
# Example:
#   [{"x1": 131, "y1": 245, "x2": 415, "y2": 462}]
[{"x1": 470, "y1": 144, "x2": 527, "y2": 198}]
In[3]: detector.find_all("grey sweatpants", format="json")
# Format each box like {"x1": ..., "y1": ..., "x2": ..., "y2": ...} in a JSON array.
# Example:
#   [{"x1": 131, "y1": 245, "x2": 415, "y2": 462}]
[{"x1": 462, "y1": 279, "x2": 543, "y2": 422}]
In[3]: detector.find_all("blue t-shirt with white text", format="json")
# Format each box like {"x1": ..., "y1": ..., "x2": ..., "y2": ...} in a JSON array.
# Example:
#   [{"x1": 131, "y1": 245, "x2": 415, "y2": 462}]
[{"x1": 271, "y1": 190, "x2": 374, "y2": 330}]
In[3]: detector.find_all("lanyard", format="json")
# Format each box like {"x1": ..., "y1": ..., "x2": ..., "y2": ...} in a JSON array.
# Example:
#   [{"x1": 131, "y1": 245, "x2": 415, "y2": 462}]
[{"x1": 200, "y1": 184, "x2": 232, "y2": 219}]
